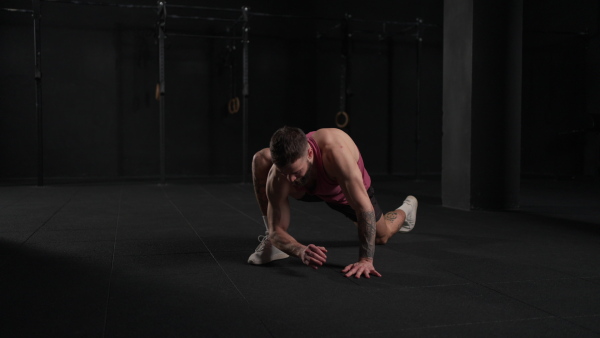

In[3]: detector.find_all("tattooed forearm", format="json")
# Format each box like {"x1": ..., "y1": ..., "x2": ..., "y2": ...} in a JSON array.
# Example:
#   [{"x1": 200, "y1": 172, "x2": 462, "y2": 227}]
[{"x1": 357, "y1": 210, "x2": 376, "y2": 260}]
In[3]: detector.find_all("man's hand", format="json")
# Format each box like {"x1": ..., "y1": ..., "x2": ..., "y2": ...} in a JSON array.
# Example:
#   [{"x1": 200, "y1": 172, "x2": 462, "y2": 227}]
[
  {"x1": 300, "y1": 244, "x2": 328, "y2": 269},
  {"x1": 342, "y1": 258, "x2": 382, "y2": 278}
]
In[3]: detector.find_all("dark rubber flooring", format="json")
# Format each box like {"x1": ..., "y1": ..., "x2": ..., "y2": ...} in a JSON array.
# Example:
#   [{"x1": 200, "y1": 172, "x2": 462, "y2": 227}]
[{"x1": 1, "y1": 178, "x2": 599, "y2": 337}]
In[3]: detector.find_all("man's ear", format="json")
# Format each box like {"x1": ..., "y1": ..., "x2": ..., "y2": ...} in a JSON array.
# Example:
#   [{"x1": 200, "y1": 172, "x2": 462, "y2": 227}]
[{"x1": 307, "y1": 144, "x2": 313, "y2": 161}]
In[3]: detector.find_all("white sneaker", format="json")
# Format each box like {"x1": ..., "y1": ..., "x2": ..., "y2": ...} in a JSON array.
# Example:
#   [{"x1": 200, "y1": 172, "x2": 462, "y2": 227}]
[
  {"x1": 398, "y1": 195, "x2": 418, "y2": 233},
  {"x1": 247, "y1": 232, "x2": 289, "y2": 265}
]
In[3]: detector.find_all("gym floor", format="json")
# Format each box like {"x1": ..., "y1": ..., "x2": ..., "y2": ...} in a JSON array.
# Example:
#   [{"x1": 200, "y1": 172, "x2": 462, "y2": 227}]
[{"x1": 1, "y1": 178, "x2": 599, "y2": 337}]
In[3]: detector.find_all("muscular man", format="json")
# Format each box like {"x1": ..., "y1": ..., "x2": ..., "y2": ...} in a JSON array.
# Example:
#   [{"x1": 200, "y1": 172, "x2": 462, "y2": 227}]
[{"x1": 248, "y1": 126, "x2": 418, "y2": 278}]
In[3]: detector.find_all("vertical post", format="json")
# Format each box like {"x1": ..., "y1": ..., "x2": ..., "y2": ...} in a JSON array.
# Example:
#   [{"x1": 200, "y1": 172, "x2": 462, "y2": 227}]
[
  {"x1": 339, "y1": 13, "x2": 352, "y2": 133},
  {"x1": 415, "y1": 18, "x2": 423, "y2": 180},
  {"x1": 241, "y1": 7, "x2": 249, "y2": 183},
  {"x1": 32, "y1": 0, "x2": 43, "y2": 186},
  {"x1": 386, "y1": 34, "x2": 394, "y2": 175},
  {"x1": 442, "y1": 0, "x2": 522, "y2": 210},
  {"x1": 157, "y1": 1, "x2": 166, "y2": 185}
]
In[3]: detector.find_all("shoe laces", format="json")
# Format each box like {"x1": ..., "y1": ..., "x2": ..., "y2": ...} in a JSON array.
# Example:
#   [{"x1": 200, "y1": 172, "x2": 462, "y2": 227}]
[{"x1": 255, "y1": 231, "x2": 270, "y2": 252}]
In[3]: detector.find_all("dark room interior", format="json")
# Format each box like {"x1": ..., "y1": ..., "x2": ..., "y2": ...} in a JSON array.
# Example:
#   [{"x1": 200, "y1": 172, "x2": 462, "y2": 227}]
[{"x1": 1, "y1": 0, "x2": 599, "y2": 337}]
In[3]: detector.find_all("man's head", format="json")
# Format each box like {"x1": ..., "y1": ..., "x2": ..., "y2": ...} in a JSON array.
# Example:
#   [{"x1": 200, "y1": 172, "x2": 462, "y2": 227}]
[
  {"x1": 269, "y1": 126, "x2": 314, "y2": 187},
  {"x1": 269, "y1": 126, "x2": 308, "y2": 168}
]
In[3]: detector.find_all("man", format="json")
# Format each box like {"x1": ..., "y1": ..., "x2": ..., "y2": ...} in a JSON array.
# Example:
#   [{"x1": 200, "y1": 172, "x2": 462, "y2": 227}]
[{"x1": 248, "y1": 126, "x2": 418, "y2": 278}]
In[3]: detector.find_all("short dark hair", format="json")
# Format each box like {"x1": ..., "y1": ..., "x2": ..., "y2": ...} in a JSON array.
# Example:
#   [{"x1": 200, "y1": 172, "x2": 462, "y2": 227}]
[{"x1": 269, "y1": 126, "x2": 307, "y2": 168}]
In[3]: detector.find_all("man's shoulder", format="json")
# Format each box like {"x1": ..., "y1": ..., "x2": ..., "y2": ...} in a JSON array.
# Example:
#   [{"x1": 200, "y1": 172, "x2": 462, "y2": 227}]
[
  {"x1": 316, "y1": 129, "x2": 359, "y2": 174},
  {"x1": 312, "y1": 128, "x2": 350, "y2": 146},
  {"x1": 313, "y1": 128, "x2": 346, "y2": 137}
]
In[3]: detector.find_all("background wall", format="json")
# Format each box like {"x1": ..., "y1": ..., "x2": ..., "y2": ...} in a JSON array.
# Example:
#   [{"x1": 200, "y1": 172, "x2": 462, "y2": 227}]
[
  {"x1": 0, "y1": 0, "x2": 598, "y2": 183},
  {"x1": 522, "y1": 0, "x2": 600, "y2": 178}
]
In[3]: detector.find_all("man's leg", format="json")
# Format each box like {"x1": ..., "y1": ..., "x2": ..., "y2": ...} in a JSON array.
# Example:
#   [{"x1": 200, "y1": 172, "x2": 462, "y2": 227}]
[
  {"x1": 375, "y1": 210, "x2": 405, "y2": 244},
  {"x1": 252, "y1": 148, "x2": 271, "y2": 216},
  {"x1": 375, "y1": 196, "x2": 418, "y2": 244},
  {"x1": 248, "y1": 148, "x2": 289, "y2": 264}
]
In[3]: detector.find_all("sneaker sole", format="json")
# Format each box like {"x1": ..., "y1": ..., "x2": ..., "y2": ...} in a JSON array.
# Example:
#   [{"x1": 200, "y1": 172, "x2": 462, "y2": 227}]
[
  {"x1": 247, "y1": 252, "x2": 289, "y2": 265},
  {"x1": 399, "y1": 195, "x2": 418, "y2": 233}
]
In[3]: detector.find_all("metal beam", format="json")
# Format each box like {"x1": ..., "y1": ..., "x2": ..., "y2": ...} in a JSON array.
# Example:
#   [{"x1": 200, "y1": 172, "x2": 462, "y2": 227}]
[
  {"x1": 241, "y1": 6, "x2": 249, "y2": 184},
  {"x1": 157, "y1": 1, "x2": 166, "y2": 184},
  {"x1": 33, "y1": 0, "x2": 44, "y2": 186}
]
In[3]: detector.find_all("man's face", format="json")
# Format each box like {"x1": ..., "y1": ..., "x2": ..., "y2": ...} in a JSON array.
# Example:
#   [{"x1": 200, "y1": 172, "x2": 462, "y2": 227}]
[{"x1": 278, "y1": 150, "x2": 314, "y2": 188}]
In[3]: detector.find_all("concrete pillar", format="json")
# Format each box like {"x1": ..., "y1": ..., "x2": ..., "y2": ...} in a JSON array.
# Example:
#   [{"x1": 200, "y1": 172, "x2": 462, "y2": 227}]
[{"x1": 442, "y1": 0, "x2": 522, "y2": 210}]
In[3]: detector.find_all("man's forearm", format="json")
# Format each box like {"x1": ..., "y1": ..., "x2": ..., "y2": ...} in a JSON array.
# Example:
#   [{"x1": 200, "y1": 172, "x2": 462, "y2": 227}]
[
  {"x1": 357, "y1": 210, "x2": 376, "y2": 260},
  {"x1": 270, "y1": 230, "x2": 306, "y2": 257}
]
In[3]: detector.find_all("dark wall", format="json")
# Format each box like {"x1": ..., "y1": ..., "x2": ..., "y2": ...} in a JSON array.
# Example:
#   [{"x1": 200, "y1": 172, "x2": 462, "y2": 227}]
[
  {"x1": 522, "y1": 0, "x2": 600, "y2": 178},
  {"x1": 1, "y1": 22, "x2": 37, "y2": 179},
  {"x1": 470, "y1": 0, "x2": 522, "y2": 209},
  {"x1": 1, "y1": 0, "x2": 597, "y2": 183},
  {"x1": 0, "y1": 0, "x2": 443, "y2": 182},
  {"x1": 313, "y1": 2, "x2": 443, "y2": 177}
]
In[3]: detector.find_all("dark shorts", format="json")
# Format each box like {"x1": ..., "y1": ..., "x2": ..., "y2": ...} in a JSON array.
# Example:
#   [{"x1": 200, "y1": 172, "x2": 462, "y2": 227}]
[{"x1": 298, "y1": 186, "x2": 383, "y2": 223}]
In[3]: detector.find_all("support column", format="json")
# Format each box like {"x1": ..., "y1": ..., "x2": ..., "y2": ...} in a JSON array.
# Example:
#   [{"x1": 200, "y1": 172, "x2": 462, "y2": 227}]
[
  {"x1": 241, "y1": 6, "x2": 249, "y2": 184},
  {"x1": 157, "y1": 1, "x2": 166, "y2": 185},
  {"x1": 33, "y1": 0, "x2": 43, "y2": 186},
  {"x1": 442, "y1": 0, "x2": 522, "y2": 210}
]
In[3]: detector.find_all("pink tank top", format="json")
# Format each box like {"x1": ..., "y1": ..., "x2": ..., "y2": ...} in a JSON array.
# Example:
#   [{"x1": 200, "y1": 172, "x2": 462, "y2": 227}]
[{"x1": 302, "y1": 131, "x2": 371, "y2": 205}]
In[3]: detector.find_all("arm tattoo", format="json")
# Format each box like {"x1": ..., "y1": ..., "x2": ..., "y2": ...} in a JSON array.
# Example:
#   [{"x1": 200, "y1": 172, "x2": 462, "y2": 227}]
[
  {"x1": 357, "y1": 210, "x2": 376, "y2": 260},
  {"x1": 385, "y1": 211, "x2": 397, "y2": 224}
]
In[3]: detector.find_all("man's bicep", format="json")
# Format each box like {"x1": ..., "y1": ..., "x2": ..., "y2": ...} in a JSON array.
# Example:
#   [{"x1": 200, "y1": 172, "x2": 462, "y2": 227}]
[
  {"x1": 329, "y1": 151, "x2": 372, "y2": 212},
  {"x1": 341, "y1": 175, "x2": 373, "y2": 213}
]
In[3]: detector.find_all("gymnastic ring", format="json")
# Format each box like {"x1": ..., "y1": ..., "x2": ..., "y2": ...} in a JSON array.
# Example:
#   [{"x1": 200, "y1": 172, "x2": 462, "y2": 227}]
[
  {"x1": 335, "y1": 111, "x2": 349, "y2": 128},
  {"x1": 228, "y1": 97, "x2": 240, "y2": 114},
  {"x1": 155, "y1": 83, "x2": 160, "y2": 101}
]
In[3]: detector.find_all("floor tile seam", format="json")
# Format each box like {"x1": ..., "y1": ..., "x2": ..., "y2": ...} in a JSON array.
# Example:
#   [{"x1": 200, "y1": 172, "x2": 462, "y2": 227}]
[
  {"x1": 536, "y1": 263, "x2": 600, "y2": 281},
  {"x1": 116, "y1": 225, "x2": 192, "y2": 230},
  {"x1": 109, "y1": 271, "x2": 215, "y2": 278},
  {"x1": 113, "y1": 238, "x2": 209, "y2": 242},
  {"x1": 367, "y1": 281, "x2": 477, "y2": 293},
  {"x1": 582, "y1": 277, "x2": 600, "y2": 284},
  {"x1": 209, "y1": 249, "x2": 255, "y2": 254},
  {"x1": 474, "y1": 280, "x2": 600, "y2": 336},
  {"x1": 479, "y1": 253, "x2": 599, "y2": 266},
  {"x1": 163, "y1": 185, "x2": 276, "y2": 338},
  {"x1": 231, "y1": 183, "x2": 251, "y2": 192},
  {"x1": 442, "y1": 269, "x2": 568, "y2": 321},
  {"x1": 25, "y1": 225, "x2": 120, "y2": 230},
  {"x1": 321, "y1": 315, "x2": 563, "y2": 337},
  {"x1": 0, "y1": 187, "x2": 37, "y2": 211},
  {"x1": 484, "y1": 276, "x2": 597, "y2": 285},
  {"x1": 509, "y1": 247, "x2": 600, "y2": 258},
  {"x1": 26, "y1": 239, "x2": 117, "y2": 244},
  {"x1": 478, "y1": 277, "x2": 600, "y2": 333},
  {"x1": 113, "y1": 252, "x2": 209, "y2": 257},
  {"x1": 102, "y1": 184, "x2": 124, "y2": 338},
  {"x1": 28, "y1": 231, "x2": 199, "y2": 239},
  {"x1": 179, "y1": 187, "x2": 266, "y2": 247},
  {"x1": 162, "y1": 186, "x2": 246, "y2": 260},
  {"x1": 433, "y1": 250, "x2": 600, "y2": 264},
  {"x1": 112, "y1": 251, "x2": 212, "y2": 257},
  {"x1": 563, "y1": 313, "x2": 600, "y2": 320},
  {"x1": 195, "y1": 185, "x2": 262, "y2": 226},
  {"x1": 19, "y1": 188, "x2": 82, "y2": 246},
  {"x1": 114, "y1": 238, "x2": 217, "y2": 250},
  {"x1": 558, "y1": 317, "x2": 600, "y2": 336}
]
